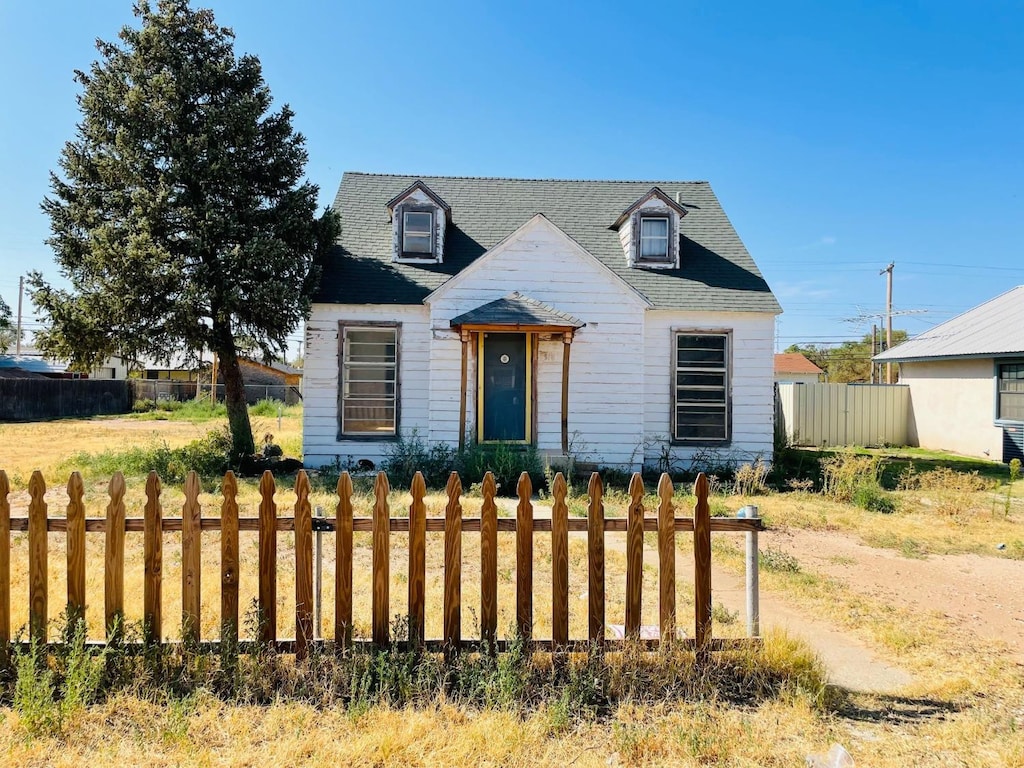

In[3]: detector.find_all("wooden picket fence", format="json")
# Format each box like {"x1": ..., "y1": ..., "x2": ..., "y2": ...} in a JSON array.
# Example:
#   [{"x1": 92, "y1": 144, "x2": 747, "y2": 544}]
[{"x1": 0, "y1": 468, "x2": 763, "y2": 659}]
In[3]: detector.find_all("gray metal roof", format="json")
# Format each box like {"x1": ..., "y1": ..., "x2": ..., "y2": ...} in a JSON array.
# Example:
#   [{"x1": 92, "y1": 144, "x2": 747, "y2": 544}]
[
  {"x1": 315, "y1": 173, "x2": 781, "y2": 313},
  {"x1": 450, "y1": 292, "x2": 584, "y2": 329},
  {"x1": 875, "y1": 285, "x2": 1024, "y2": 362}
]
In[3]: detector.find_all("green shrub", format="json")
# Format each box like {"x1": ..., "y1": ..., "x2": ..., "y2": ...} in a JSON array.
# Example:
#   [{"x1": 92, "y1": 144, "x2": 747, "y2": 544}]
[
  {"x1": 852, "y1": 484, "x2": 896, "y2": 513},
  {"x1": 132, "y1": 398, "x2": 157, "y2": 413},
  {"x1": 250, "y1": 398, "x2": 287, "y2": 417},
  {"x1": 458, "y1": 441, "x2": 545, "y2": 495},
  {"x1": 61, "y1": 427, "x2": 232, "y2": 483},
  {"x1": 382, "y1": 430, "x2": 459, "y2": 489}
]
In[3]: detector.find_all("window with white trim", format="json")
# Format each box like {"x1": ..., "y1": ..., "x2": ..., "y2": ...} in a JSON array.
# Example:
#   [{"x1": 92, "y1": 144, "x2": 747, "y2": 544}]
[
  {"x1": 402, "y1": 210, "x2": 433, "y2": 256},
  {"x1": 340, "y1": 325, "x2": 398, "y2": 435},
  {"x1": 639, "y1": 216, "x2": 670, "y2": 261},
  {"x1": 673, "y1": 333, "x2": 729, "y2": 442},
  {"x1": 998, "y1": 362, "x2": 1024, "y2": 421}
]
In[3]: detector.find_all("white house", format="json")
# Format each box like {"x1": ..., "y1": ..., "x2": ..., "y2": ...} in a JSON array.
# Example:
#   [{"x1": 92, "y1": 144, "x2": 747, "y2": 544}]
[
  {"x1": 303, "y1": 174, "x2": 781, "y2": 471},
  {"x1": 875, "y1": 285, "x2": 1024, "y2": 462}
]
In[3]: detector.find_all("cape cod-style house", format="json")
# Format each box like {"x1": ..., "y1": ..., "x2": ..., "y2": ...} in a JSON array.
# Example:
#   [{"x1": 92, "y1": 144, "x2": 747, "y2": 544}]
[{"x1": 302, "y1": 173, "x2": 781, "y2": 470}]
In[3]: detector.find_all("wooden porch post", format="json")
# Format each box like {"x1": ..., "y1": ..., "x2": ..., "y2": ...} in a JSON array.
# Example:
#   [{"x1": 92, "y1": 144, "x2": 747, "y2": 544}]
[
  {"x1": 561, "y1": 331, "x2": 573, "y2": 454},
  {"x1": 458, "y1": 330, "x2": 470, "y2": 450}
]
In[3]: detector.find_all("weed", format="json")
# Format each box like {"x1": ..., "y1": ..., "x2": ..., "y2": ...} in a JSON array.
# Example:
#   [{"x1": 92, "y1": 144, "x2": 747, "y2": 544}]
[
  {"x1": 760, "y1": 548, "x2": 801, "y2": 573},
  {"x1": 60, "y1": 428, "x2": 232, "y2": 484},
  {"x1": 733, "y1": 458, "x2": 769, "y2": 496}
]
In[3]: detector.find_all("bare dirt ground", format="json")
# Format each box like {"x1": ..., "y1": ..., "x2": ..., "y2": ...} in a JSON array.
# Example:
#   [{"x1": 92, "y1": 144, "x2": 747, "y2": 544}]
[{"x1": 769, "y1": 527, "x2": 1024, "y2": 662}]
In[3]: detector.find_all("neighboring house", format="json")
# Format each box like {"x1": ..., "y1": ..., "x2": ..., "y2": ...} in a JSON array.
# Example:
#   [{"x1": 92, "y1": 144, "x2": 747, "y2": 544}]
[
  {"x1": 235, "y1": 358, "x2": 303, "y2": 388},
  {"x1": 304, "y1": 174, "x2": 781, "y2": 470},
  {"x1": 875, "y1": 286, "x2": 1024, "y2": 462},
  {"x1": 0, "y1": 349, "x2": 129, "y2": 379},
  {"x1": 774, "y1": 352, "x2": 823, "y2": 384}
]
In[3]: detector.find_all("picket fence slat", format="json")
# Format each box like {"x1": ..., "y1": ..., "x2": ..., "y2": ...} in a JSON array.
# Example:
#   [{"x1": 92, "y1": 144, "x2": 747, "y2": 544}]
[
  {"x1": 444, "y1": 472, "x2": 462, "y2": 651},
  {"x1": 0, "y1": 470, "x2": 10, "y2": 656},
  {"x1": 551, "y1": 472, "x2": 569, "y2": 648},
  {"x1": 625, "y1": 473, "x2": 644, "y2": 640},
  {"x1": 258, "y1": 471, "x2": 277, "y2": 644},
  {"x1": 408, "y1": 472, "x2": 427, "y2": 648},
  {"x1": 587, "y1": 472, "x2": 605, "y2": 645},
  {"x1": 221, "y1": 472, "x2": 239, "y2": 649},
  {"x1": 657, "y1": 474, "x2": 675, "y2": 641},
  {"x1": 143, "y1": 471, "x2": 163, "y2": 643},
  {"x1": 28, "y1": 471, "x2": 47, "y2": 643},
  {"x1": 371, "y1": 472, "x2": 390, "y2": 647},
  {"x1": 106, "y1": 472, "x2": 126, "y2": 637},
  {"x1": 480, "y1": 472, "x2": 498, "y2": 650},
  {"x1": 0, "y1": 467, "x2": 764, "y2": 658},
  {"x1": 515, "y1": 472, "x2": 533, "y2": 640},
  {"x1": 181, "y1": 471, "x2": 201, "y2": 644},
  {"x1": 67, "y1": 472, "x2": 86, "y2": 623},
  {"x1": 335, "y1": 472, "x2": 354, "y2": 649}
]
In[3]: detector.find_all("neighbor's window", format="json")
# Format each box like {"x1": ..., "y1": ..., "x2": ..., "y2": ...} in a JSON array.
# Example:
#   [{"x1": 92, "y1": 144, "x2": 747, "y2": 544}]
[
  {"x1": 999, "y1": 363, "x2": 1024, "y2": 421},
  {"x1": 402, "y1": 210, "x2": 433, "y2": 255},
  {"x1": 341, "y1": 325, "x2": 398, "y2": 435},
  {"x1": 639, "y1": 216, "x2": 670, "y2": 261},
  {"x1": 674, "y1": 333, "x2": 729, "y2": 442}
]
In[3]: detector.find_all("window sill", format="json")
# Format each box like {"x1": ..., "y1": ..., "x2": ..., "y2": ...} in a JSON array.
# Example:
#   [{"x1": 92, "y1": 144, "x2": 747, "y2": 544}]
[
  {"x1": 995, "y1": 420, "x2": 1024, "y2": 429},
  {"x1": 336, "y1": 433, "x2": 401, "y2": 442},
  {"x1": 394, "y1": 255, "x2": 438, "y2": 264},
  {"x1": 670, "y1": 439, "x2": 732, "y2": 448},
  {"x1": 633, "y1": 259, "x2": 676, "y2": 269}
]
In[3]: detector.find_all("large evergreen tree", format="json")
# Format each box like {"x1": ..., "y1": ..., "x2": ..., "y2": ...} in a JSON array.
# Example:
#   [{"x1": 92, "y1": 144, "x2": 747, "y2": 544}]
[{"x1": 30, "y1": 0, "x2": 339, "y2": 458}]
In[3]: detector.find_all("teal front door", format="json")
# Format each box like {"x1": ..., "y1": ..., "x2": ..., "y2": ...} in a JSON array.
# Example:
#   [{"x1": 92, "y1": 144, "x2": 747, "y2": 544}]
[{"x1": 480, "y1": 333, "x2": 529, "y2": 442}]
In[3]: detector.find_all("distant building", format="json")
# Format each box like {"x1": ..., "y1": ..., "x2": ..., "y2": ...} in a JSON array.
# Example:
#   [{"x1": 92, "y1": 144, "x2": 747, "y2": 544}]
[{"x1": 773, "y1": 352, "x2": 823, "y2": 385}]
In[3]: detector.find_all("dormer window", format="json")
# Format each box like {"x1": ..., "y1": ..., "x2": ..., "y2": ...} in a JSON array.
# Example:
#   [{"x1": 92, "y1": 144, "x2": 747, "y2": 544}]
[
  {"x1": 402, "y1": 210, "x2": 433, "y2": 255},
  {"x1": 613, "y1": 186, "x2": 688, "y2": 270},
  {"x1": 386, "y1": 180, "x2": 451, "y2": 264},
  {"x1": 639, "y1": 216, "x2": 670, "y2": 261}
]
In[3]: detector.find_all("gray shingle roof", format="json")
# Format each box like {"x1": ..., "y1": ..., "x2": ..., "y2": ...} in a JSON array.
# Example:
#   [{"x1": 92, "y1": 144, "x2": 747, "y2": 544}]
[
  {"x1": 316, "y1": 173, "x2": 781, "y2": 313},
  {"x1": 450, "y1": 292, "x2": 584, "y2": 329},
  {"x1": 875, "y1": 285, "x2": 1024, "y2": 362}
]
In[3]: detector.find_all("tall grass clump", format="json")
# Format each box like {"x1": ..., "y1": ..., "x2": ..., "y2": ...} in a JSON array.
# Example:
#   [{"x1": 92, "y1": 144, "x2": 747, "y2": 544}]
[{"x1": 820, "y1": 452, "x2": 895, "y2": 512}]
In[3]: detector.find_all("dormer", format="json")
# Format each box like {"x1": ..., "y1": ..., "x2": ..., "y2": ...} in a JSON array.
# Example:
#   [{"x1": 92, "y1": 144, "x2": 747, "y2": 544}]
[
  {"x1": 385, "y1": 180, "x2": 451, "y2": 263},
  {"x1": 613, "y1": 186, "x2": 688, "y2": 269}
]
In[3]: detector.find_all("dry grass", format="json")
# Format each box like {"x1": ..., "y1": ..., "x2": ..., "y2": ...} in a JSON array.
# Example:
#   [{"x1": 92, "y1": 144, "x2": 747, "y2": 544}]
[{"x1": 3, "y1": 417, "x2": 1024, "y2": 765}]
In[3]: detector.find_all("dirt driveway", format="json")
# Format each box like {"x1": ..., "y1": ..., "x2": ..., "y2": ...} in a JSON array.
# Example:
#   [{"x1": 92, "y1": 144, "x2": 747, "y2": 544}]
[{"x1": 769, "y1": 528, "x2": 1024, "y2": 661}]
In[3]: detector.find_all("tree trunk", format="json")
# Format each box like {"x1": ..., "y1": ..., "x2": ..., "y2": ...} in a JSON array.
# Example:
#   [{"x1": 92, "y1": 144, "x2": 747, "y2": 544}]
[{"x1": 213, "y1": 328, "x2": 255, "y2": 459}]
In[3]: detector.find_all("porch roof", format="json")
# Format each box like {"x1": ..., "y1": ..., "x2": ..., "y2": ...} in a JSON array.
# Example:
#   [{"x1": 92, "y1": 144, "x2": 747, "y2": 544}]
[{"x1": 449, "y1": 292, "x2": 584, "y2": 332}]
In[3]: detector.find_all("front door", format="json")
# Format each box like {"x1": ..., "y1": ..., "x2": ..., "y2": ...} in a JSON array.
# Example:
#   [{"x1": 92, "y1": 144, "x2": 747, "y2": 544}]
[{"x1": 480, "y1": 333, "x2": 529, "y2": 442}]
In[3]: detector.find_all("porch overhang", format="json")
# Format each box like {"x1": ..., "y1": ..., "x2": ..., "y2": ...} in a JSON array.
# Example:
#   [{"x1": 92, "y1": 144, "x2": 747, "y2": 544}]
[{"x1": 452, "y1": 292, "x2": 582, "y2": 454}]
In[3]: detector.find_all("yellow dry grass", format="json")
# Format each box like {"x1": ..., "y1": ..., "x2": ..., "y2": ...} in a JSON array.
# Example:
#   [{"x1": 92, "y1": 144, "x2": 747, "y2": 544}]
[{"x1": 2, "y1": 416, "x2": 1024, "y2": 766}]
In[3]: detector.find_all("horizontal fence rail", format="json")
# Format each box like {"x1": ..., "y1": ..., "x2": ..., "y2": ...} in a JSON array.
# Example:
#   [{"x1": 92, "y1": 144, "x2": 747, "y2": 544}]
[{"x1": 0, "y1": 468, "x2": 763, "y2": 660}]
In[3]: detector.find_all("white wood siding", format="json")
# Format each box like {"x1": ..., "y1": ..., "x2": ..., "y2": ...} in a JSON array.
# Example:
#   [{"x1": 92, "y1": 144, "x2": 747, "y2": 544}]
[
  {"x1": 427, "y1": 216, "x2": 649, "y2": 466},
  {"x1": 303, "y1": 303, "x2": 430, "y2": 468},
  {"x1": 643, "y1": 310, "x2": 776, "y2": 467}
]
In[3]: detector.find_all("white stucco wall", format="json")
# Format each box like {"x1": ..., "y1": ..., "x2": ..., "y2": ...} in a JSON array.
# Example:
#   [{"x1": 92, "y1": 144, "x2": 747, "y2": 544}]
[{"x1": 900, "y1": 358, "x2": 1002, "y2": 459}]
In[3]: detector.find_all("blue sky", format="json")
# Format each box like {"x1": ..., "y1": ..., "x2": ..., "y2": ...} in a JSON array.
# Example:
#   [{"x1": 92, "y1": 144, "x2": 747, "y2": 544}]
[{"x1": 1, "y1": 0, "x2": 1021, "y2": 354}]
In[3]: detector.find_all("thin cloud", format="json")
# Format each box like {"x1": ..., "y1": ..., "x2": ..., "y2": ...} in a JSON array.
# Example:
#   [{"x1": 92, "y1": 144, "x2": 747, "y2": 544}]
[{"x1": 775, "y1": 280, "x2": 839, "y2": 300}]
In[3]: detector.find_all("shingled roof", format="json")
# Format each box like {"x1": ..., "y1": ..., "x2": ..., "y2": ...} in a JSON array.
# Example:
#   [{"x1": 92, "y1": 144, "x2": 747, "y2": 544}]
[
  {"x1": 450, "y1": 292, "x2": 584, "y2": 329},
  {"x1": 316, "y1": 173, "x2": 781, "y2": 313}
]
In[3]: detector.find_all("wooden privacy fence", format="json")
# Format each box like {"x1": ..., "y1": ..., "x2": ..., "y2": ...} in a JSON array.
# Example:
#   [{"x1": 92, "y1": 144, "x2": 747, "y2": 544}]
[{"x1": 0, "y1": 468, "x2": 764, "y2": 659}]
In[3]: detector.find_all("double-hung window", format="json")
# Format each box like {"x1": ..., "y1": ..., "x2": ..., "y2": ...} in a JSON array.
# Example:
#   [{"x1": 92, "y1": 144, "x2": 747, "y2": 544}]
[
  {"x1": 402, "y1": 210, "x2": 433, "y2": 256},
  {"x1": 998, "y1": 363, "x2": 1024, "y2": 422},
  {"x1": 639, "y1": 216, "x2": 670, "y2": 261},
  {"x1": 674, "y1": 333, "x2": 729, "y2": 442},
  {"x1": 340, "y1": 324, "x2": 398, "y2": 436}
]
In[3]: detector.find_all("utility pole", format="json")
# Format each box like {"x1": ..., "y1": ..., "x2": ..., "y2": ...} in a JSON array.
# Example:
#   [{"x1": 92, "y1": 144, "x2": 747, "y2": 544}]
[
  {"x1": 880, "y1": 263, "x2": 894, "y2": 383},
  {"x1": 871, "y1": 323, "x2": 877, "y2": 384},
  {"x1": 15, "y1": 275, "x2": 24, "y2": 356}
]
